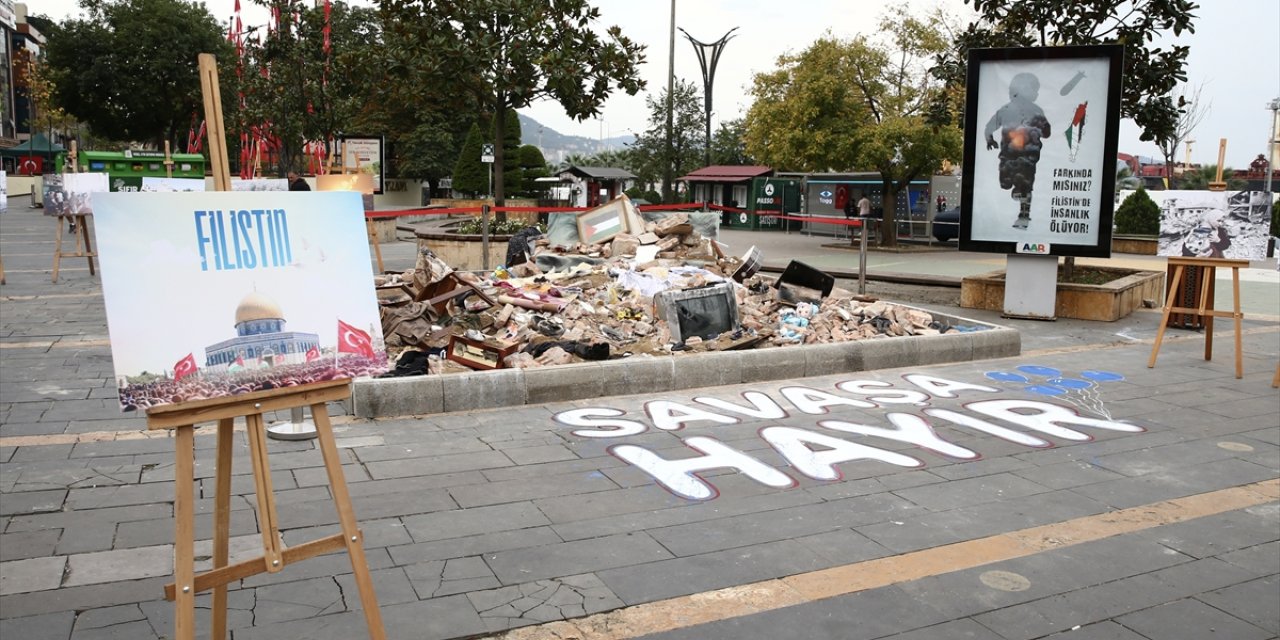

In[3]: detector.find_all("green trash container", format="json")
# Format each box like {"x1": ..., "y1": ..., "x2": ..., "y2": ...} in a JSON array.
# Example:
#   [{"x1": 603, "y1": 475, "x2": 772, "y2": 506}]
[{"x1": 749, "y1": 178, "x2": 799, "y2": 231}]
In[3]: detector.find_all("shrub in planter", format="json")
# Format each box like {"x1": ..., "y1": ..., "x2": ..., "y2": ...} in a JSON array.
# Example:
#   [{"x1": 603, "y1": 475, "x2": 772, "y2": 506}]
[
  {"x1": 1114, "y1": 187, "x2": 1160, "y2": 235},
  {"x1": 454, "y1": 217, "x2": 545, "y2": 235}
]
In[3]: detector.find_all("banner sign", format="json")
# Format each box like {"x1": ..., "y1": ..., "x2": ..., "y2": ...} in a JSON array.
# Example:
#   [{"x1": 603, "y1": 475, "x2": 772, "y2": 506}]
[
  {"x1": 960, "y1": 45, "x2": 1123, "y2": 258},
  {"x1": 341, "y1": 136, "x2": 385, "y2": 194},
  {"x1": 1150, "y1": 190, "x2": 1274, "y2": 260},
  {"x1": 93, "y1": 191, "x2": 388, "y2": 412}
]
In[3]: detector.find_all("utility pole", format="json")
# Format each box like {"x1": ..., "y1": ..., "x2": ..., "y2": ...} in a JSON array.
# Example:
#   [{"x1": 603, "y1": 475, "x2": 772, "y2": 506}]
[{"x1": 663, "y1": 0, "x2": 675, "y2": 204}]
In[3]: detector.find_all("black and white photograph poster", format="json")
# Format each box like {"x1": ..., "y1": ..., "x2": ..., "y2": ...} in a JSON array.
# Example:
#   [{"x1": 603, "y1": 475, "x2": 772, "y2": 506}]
[
  {"x1": 1152, "y1": 190, "x2": 1274, "y2": 260},
  {"x1": 961, "y1": 45, "x2": 1123, "y2": 258}
]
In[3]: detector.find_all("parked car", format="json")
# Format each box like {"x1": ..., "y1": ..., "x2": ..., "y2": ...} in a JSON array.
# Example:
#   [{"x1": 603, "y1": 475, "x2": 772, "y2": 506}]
[{"x1": 932, "y1": 207, "x2": 961, "y2": 241}]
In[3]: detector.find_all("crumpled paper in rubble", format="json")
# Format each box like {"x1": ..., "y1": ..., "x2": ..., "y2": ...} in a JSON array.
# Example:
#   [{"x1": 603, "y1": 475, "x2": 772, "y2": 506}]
[{"x1": 375, "y1": 200, "x2": 963, "y2": 373}]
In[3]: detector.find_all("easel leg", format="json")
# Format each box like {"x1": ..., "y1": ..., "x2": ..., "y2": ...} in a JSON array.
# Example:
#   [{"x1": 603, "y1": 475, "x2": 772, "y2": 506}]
[
  {"x1": 245, "y1": 413, "x2": 284, "y2": 572},
  {"x1": 52, "y1": 217, "x2": 64, "y2": 283},
  {"x1": 366, "y1": 220, "x2": 385, "y2": 274},
  {"x1": 1231, "y1": 267, "x2": 1243, "y2": 379},
  {"x1": 79, "y1": 216, "x2": 96, "y2": 276},
  {"x1": 312, "y1": 403, "x2": 386, "y2": 639},
  {"x1": 211, "y1": 418, "x2": 235, "y2": 640},
  {"x1": 174, "y1": 426, "x2": 197, "y2": 640},
  {"x1": 1198, "y1": 266, "x2": 1214, "y2": 361},
  {"x1": 1148, "y1": 265, "x2": 1185, "y2": 369}
]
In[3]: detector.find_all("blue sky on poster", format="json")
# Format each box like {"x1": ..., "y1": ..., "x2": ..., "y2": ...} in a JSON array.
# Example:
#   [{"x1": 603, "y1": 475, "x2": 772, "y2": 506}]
[
  {"x1": 92, "y1": 191, "x2": 382, "y2": 376},
  {"x1": 35, "y1": 0, "x2": 1280, "y2": 169}
]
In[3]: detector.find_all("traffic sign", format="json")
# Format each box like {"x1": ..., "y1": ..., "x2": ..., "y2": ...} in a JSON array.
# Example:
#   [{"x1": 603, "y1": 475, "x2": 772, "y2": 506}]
[{"x1": 481, "y1": 144, "x2": 495, "y2": 163}]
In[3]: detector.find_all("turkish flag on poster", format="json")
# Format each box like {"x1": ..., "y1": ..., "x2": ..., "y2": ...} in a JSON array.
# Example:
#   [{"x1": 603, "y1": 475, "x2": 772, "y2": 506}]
[
  {"x1": 173, "y1": 353, "x2": 198, "y2": 381},
  {"x1": 337, "y1": 320, "x2": 375, "y2": 359},
  {"x1": 306, "y1": 346, "x2": 320, "y2": 362}
]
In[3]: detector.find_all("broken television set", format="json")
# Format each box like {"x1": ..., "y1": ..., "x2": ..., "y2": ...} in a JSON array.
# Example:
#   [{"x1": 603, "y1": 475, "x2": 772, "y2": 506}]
[{"x1": 655, "y1": 283, "x2": 739, "y2": 344}]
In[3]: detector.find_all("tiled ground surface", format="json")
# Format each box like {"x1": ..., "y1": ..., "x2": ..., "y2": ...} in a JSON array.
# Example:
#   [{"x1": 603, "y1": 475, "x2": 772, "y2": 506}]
[{"x1": 2, "y1": 198, "x2": 1278, "y2": 639}]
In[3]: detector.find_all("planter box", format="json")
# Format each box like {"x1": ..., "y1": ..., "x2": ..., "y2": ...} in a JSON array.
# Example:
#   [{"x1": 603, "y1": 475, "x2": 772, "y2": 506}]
[
  {"x1": 352, "y1": 306, "x2": 1020, "y2": 418},
  {"x1": 961, "y1": 267, "x2": 1164, "y2": 322},
  {"x1": 416, "y1": 231, "x2": 513, "y2": 271},
  {"x1": 1112, "y1": 234, "x2": 1158, "y2": 255}
]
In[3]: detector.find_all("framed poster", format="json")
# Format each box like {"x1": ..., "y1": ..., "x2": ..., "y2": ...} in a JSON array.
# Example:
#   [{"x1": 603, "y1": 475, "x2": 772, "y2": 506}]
[
  {"x1": 576, "y1": 198, "x2": 629, "y2": 245},
  {"x1": 960, "y1": 45, "x2": 1123, "y2": 258},
  {"x1": 340, "y1": 136, "x2": 385, "y2": 194},
  {"x1": 1152, "y1": 190, "x2": 1274, "y2": 260},
  {"x1": 93, "y1": 191, "x2": 388, "y2": 412}
]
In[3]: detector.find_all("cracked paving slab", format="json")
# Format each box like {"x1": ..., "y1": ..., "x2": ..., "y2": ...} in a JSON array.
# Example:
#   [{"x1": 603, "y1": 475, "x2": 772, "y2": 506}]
[{"x1": 466, "y1": 573, "x2": 624, "y2": 632}]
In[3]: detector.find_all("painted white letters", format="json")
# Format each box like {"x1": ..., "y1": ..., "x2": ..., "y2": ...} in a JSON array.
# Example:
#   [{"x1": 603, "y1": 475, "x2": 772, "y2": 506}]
[
  {"x1": 761, "y1": 426, "x2": 923, "y2": 481},
  {"x1": 780, "y1": 386, "x2": 875, "y2": 414},
  {"x1": 554, "y1": 408, "x2": 647, "y2": 439},
  {"x1": 820, "y1": 413, "x2": 979, "y2": 459},
  {"x1": 610, "y1": 437, "x2": 795, "y2": 500}
]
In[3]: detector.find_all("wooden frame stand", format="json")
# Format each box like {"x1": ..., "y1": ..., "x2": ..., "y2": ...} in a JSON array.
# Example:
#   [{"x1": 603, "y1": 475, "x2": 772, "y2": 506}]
[
  {"x1": 147, "y1": 380, "x2": 385, "y2": 640},
  {"x1": 52, "y1": 214, "x2": 97, "y2": 283},
  {"x1": 1147, "y1": 256, "x2": 1248, "y2": 379}
]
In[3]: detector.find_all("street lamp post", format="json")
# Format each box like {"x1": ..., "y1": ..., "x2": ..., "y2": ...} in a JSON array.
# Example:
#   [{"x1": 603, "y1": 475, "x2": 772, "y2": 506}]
[{"x1": 680, "y1": 26, "x2": 738, "y2": 169}]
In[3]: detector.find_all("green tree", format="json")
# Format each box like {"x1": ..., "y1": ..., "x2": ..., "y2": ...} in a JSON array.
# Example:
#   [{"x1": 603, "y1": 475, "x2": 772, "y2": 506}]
[
  {"x1": 43, "y1": 0, "x2": 232, "y2": 149},
  {"x1": 380, "y1": 0, "x2": 645, "y2": 208},
  {"x1": 350, "y1": 11, "x2": 478, "y2": 188},
  {"x1": 518, "y1": 144, "x2": 549, "y2": 196},
  {"x1": 237, "y1": 0, "x2": 379, "y2": 175},
  {"x1": 629, "y1": 79, "x2": 705, "y2": 199},
  {"x1": 452, "y1": 123, "x2": 488, "y2": 197},
  {"x1": 957, "y1": 0, "x2": 1199, "y2": 147},
  {"x1": 709, "y1": 118, "x2": 753, "y2": 166},
  {"x1": 743, "y1": 35, "x2": 870, "y2": 172},
  {"x1": 491, "y1": 110, "x2": 523, "y2": 197},
  {"x1": 1178, "y1": 165, "x2": 1246, "y2": 191},
  {"x1": 1114, "y1": 187, "x2": 1160, "y2": 235},
  {"x1": 747, "y1": 11, "x2": 961, "y2": 246}
]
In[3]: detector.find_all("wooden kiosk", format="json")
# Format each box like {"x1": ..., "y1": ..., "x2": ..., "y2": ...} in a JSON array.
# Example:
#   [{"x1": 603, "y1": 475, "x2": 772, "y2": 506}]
[{"x1": 147, "y1": 54, "x2": 385, "y2": 640}]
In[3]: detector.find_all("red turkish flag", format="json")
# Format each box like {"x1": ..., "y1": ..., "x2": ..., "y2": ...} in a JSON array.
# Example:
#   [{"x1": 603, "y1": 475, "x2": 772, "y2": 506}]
[
  {"x1": 306, "y1": 346, "x2": 320, "y2": 362},
  {"x1": 337, "y1": 320, "x2": 375, "y2": 359},
  {"x1": 173, "y1": 353, "x2": 198, "y2": 382}
]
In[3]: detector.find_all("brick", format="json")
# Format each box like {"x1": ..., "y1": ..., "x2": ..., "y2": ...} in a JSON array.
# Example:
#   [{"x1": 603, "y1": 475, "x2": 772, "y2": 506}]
[
  {"x1": 598, "y1": 538, "x2": 827, "y2": 604},
  {"x1": 485, "y1": 532, "x2": 672, "y2": 584},
  {"x1": 401, "y1": 502, "x2": 549, "y2": 543},
  {"x1": 0, "y1": 556, "x2": 66, "y2": 595}
]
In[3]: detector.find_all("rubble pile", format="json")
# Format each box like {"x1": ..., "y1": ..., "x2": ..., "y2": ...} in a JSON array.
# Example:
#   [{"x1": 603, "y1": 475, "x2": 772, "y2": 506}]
[{"x1": 374, "y1": 199, "x2": 962, "y2": 376}]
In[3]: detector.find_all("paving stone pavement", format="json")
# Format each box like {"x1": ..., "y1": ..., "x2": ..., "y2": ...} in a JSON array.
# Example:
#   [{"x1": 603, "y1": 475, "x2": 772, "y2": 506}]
[{"x1": 2, "y1": 197, "x2": 1279, "y2": 639}]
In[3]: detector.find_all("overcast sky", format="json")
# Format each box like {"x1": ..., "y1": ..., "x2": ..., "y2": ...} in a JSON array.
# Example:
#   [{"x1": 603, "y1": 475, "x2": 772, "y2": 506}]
[{"x1": 33, "y1": 0, "x2": 1280, "y2": 168}]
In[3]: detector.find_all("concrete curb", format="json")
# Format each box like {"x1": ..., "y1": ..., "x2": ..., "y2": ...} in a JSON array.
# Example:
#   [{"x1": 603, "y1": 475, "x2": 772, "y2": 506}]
[{"x1": 351, "y1": 307, "x2": 1019, "y2": 418}]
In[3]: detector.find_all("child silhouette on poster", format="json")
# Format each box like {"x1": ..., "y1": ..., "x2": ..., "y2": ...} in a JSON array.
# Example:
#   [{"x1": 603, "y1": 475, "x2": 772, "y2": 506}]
[{"x1": 984, "y1": 72, "x2": 1052, "y2": 230}]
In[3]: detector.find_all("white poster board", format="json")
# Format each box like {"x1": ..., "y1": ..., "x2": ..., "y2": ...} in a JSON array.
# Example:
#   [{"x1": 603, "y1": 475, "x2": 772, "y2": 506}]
[
  {"x1": 93, "y1": 191, "x2": 388, "y2": 412},
  {"x1": 42, "y1": 173, "x2": 110, "y2": 216},
  {"x1": 141, "y1": 177, "x2": 207, "y2": 192}
]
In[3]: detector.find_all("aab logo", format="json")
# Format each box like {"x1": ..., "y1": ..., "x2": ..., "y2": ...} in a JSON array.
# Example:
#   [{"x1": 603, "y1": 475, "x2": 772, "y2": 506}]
[{"x1": 1017, "y1": 242, "x2": 1050, "y2": 254}]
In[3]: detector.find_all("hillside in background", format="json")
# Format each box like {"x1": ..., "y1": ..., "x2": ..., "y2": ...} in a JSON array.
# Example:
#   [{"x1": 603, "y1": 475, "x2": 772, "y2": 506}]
[{"x1": 517, "y1": 113, "x2": 634, "y2": 166}]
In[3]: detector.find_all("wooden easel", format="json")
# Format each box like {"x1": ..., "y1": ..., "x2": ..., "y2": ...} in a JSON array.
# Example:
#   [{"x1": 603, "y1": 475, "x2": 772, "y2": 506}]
[
  {"x1": 52, "y1": 141, "x2": 97, "y2": 283},
  {"x1": 142, "y1": 54, "x2": 386, "y2": 640},
  {"x1": 148, "y1": 381, "x2": 384, "y2": 640},
  {"x1": 1147, "y1": 256, "x2": 1248, "y2": 379}
]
